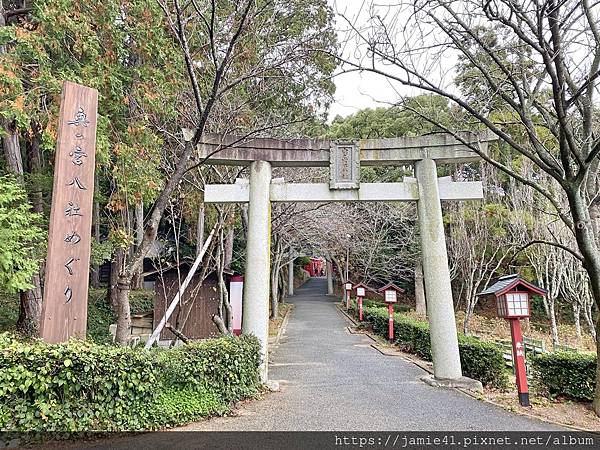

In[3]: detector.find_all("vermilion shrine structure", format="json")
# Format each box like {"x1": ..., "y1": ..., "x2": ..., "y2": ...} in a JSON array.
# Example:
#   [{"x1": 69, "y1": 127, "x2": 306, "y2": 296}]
[{"x1": 199, "y1": 131, "x2": 492, "y2": 389}]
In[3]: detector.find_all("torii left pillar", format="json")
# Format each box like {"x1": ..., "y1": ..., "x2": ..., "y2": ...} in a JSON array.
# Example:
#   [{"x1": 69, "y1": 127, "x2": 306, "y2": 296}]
[{"x1": 243, "y1": 160, "x2": 272, "y2": 383}]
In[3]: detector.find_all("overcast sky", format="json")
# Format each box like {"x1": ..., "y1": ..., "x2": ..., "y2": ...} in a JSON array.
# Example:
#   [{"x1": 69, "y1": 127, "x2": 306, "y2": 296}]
[
  {"x1": 325, "y1": 0, "x2": 458, "y2": 123},
  {"x1": 326, "y1": 0, "x2": 404, "y2": 122}
]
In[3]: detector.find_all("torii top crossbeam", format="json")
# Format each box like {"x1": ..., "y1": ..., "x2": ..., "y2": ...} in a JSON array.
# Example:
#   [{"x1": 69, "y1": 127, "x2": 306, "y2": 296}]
[{"x1": 192, "y1": 131, "x2": 491, "y2": 167}]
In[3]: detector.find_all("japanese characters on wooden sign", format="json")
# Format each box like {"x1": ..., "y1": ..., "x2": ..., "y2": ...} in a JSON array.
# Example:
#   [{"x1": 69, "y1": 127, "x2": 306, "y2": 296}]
[
  {"x1": 39, "y1": 81, "x2": 98, "y2": 343},
  {"x1": 329, "y1": 142, "x2": 360, "y2": 189}
]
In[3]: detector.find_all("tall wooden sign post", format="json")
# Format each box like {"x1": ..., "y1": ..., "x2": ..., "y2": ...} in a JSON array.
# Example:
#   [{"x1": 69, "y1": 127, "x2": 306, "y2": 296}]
[{"x1": 40, "y1": 81, "x2": 98, "y2": 343}]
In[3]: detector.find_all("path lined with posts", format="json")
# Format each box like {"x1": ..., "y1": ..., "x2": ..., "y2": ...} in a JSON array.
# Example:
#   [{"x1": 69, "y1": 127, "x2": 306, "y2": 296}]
[{"x1": 181, "y1": 278, "x2": 556, "y2": 431}]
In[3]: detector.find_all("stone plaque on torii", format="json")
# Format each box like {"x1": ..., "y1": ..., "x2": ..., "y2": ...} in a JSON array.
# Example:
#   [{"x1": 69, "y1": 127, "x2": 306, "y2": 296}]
[{"x1": 198, "y1": 131, "x2": 492, "y2": 388}]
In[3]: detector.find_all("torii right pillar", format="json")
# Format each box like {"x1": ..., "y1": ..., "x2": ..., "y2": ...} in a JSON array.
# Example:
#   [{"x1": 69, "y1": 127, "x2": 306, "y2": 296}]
[{"x1": 415, "y1": 158, "x2": 482, "y2": 390}]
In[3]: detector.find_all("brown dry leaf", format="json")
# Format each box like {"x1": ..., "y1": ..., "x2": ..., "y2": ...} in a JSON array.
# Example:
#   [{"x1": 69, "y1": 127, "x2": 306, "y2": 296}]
[
  {"x1": 0, "y1": 65, "x2": 16, "y2": 78},
  {"x1": 13, "y1": 95, "x2": 25, "y2": 111},
  {"x1": 45, "y1": 122, "x2": 57, "y2": 140}
]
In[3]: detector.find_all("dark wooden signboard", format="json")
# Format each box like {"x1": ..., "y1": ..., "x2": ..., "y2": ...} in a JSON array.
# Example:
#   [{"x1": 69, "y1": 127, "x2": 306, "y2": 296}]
[{"x1": 39, "y1": 81, "x2": 98, "y2": 343}]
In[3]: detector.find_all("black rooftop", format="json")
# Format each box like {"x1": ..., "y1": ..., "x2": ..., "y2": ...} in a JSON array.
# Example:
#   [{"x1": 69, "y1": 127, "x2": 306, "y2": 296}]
[{"x1": 478, "y1": 274, "x2": 521, "y2": 296}]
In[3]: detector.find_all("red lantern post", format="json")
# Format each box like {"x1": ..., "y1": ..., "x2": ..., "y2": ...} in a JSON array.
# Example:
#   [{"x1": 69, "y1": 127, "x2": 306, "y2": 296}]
[
  {"x1": 478, "y1": 274, "x2": 547, "y2": 407},
  {"x1": 509, "y1": 318, "x2": 528, "y2": 406},
  {"x1": 353, "y1": 283, "x2": 368, "y2": 321},
  {"x1": 344, "y1": 281, "x2": 353, "y2": 310},
  {"x1": 387, "y1": 303, "x2": 394, "y2": 341},
  {"x1": 378, "y1": 283, "x2": 404, "y2": 343}
]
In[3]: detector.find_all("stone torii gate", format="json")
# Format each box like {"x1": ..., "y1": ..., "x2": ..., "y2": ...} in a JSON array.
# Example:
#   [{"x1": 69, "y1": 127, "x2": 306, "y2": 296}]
[{"x1": 199, "y1": 132, "x2": 491, "y2": 388}]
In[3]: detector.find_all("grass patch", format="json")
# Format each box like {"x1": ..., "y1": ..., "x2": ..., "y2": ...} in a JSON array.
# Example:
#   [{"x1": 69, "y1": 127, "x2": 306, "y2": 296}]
[{"x1": 269, "y1": 303, "x2": 293, "y2": 337}]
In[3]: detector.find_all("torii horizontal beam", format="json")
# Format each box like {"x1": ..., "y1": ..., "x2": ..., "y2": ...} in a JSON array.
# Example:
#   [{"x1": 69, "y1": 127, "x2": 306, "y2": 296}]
[
  {"x1": 204, "y1": 178, "x2": 483, "y2": 203},
  {"x1": 189, "y1": 131, "x2": 492, "y2": 167}
]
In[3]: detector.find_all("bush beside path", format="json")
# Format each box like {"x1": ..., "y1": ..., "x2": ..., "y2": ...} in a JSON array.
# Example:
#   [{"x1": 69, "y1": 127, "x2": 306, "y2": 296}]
[{"x1": 0, "y1": 333, "x2": 261, "y2": 433}]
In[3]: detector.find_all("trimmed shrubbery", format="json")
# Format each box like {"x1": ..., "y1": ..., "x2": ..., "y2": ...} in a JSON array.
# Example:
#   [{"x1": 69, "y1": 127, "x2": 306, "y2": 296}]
[
  {"x1": 457, "y1": 334, "x2": 508, "y2": 388},
  {"x1": 360, "y1": 305, "x2": 509, "y2": 389},
  {"x1": 530, "y1": 351, "x2": 596, "y2": 401},
  {"x1": 0, "y1": 332, "x2": 261, "y2": 431}
]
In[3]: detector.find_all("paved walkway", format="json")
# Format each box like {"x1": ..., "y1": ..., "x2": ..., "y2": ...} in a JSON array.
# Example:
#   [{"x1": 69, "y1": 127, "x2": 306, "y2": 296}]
[{"x1": 180, "y1": 277, "x2": 556, "y2": 431}]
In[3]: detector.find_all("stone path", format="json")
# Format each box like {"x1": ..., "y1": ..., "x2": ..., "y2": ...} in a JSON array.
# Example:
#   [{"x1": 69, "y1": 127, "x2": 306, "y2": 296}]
[{"x1": 180, "y1": 277, "x2": 557, "y2": 431}]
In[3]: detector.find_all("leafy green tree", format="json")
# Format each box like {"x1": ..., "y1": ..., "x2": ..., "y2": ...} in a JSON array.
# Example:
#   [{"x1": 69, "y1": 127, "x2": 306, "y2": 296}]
[
  {"x1": 1, "y1": 0, "x2": 186, "y2": 332},
  {"x1": 0, "y1": 176, "x2": 44, "y2": 295},
  {"x1": 1, "y1": 0, "x2": 337, "y2": 342},
  {"x1": 327, "y1": 95, "x2": 452, "y2": 139}
]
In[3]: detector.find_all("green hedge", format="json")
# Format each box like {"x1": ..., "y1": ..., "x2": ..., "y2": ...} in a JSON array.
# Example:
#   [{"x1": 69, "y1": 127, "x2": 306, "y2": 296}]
[
  {"x1": 360, "y1": 306, "x2": 508, "y2": 389},
  {"x1": 361, "y1": 298, "x2": 411, "y2": 313},
  {"x1": 0, "y1": 333, "x2": 261, "y2": 431},
  {"x1": 530, "y1": 352, "x2": 596, "y2": 401}
]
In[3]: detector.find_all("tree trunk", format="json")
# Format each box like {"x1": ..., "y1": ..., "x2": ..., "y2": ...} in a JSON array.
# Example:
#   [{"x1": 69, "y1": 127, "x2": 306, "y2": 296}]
[
  {"x1": 131, "y1": 201, "x2": 144, "y2": 289},
  {"x1": 565, "y1": 188, "x2": 600, "y2": 415},
  {"x1": 584, "y1": 303, "x2": 596, "y2": 340},
  {"x1": 270, "y1": 238, "x2": 282, "y2": 319},
  {"x1": 524, "y1": 317, "x2": 531, "y2": 334},
  {"x1": 573, "y1": 302, "x2": 582, "y2": 344},
  {"x1": 548, "y1": 299, "x2": 560, "y2": 346},
  {"x1": 224, "y1": 227, "x2": 234, "y2": 270},
  {"x1": 26, "y1": 127, "x2": 44, "y2": 214},
  {"x1": 2, "y1": 95, "x2": 44, "y2": 336},
  {"x1": 212, "y1": 314, "x2": 228, "y2": 334},
  {"x1": 240, "y1": 204, "x2": 249, "y2": 238},
  {"x1": 590, "y1": 203, "x2": 600, "y2": 247},
  {"x1": 463, "y1": 300, "x2": 475, "y2": 335},
  {"x1": 331, "y1": 256, "x2": 345, "y2": 286},
  {"x1": 114, "y1": 276, "x2": 132, "y2": 344},
  {"x1": 1, "y1": 119, "x2": 23, "y2": 180},
  {"x1": 224, "y1": 295, "x2": 233, "y2": 333},
  {"x1": 270, "y1": 265, "x2": 279, "y2": 319},
  {"x1": 415, "y1": 261, "x2": 426, "y2": 316},
  {"x1": 91, "y1": 195, "x2": 101, "y2": 288},
  {"x1": 279, "y1": 267, "x2": 286, "y2": 304},
  {"x1": 196, "y1": 204, "x2": 205, "y2": 255},
  {"x1": 218, "y1": 270, "x2": 233, "y2": 334},
  {"x1": 25, "y1": 128, "x2": 46, "y2": 326},
  {"x1": 16, "y1": 275, "x2": 42, "y2": 336},
  {"x1": 108, "y1": 248, "x2": 124, "y2": 309},
  {"x1": 587, "y1": 158, "x2": 600, "y2": 247}
]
